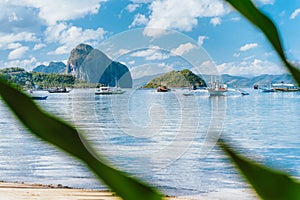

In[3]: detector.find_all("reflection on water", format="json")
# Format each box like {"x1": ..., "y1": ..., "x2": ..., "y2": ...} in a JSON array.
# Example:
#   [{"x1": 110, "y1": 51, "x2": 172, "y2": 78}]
[{"x1": 0, "y1": 89, "x2": 300, "y2": 197}]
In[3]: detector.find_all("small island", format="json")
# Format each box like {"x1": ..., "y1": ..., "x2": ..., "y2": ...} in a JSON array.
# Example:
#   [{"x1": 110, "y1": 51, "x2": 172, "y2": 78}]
[{"x1": 143, "y1": 69, "x2": 207, "y2": 89}]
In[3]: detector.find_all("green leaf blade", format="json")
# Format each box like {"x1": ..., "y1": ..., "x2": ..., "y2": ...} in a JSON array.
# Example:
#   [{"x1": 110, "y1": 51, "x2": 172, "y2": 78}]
[
  {"x1": 0, "y1": 77, "x2": 162, "y2": 200},
  {"x1": 219, "y1": 140, "x2": 300, "y2": 200}
]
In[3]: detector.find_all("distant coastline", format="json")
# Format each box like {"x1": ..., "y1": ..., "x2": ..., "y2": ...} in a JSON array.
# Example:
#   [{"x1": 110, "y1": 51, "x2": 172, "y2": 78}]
[
  {"x1": 1, "y1": 67, "x2": 296, "y2": 90},
  {"x1": 133, "y1": 72, "x2": 297, "y2": 89}
]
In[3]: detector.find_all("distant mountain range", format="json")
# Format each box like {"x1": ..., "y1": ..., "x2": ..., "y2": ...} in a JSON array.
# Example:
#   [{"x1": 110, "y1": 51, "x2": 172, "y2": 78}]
[
  {"x1": 134, "y1": 73, "x2": 297, "y2": 88},
  {"x1": 33, "y1": 62, "x2": 66, "y2": 74},
  {"x1": 219, "y1": 74, "x2": 296, "y2": 88}
]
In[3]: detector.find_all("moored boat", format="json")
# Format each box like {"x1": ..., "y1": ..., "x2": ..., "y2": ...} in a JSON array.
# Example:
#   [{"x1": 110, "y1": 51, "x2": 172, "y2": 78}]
[
  {"x1": 157, "y1": 85, "x2": 170, "y2": 92},
  {"x1": 259, "y1": 82, "x2": 299, "y2": 92},
  {"x1": 31, "y1": 96, "x2": 48, "y2": 100},
  {"x1": 48, "y1": 87, "x2": 71, "y2": 93},
  {"x1": 95, "y1": 86, "x2": 125, "y2": 95},
  {"x1": 271, "y1": 83, "x2": 299, "y2": 92},
  {"x1": 207, "y1": 82, "x2": 227, "y2": 96},
  {"x1": 27, "y1": 90, "x2": 48, "y2": 100}
]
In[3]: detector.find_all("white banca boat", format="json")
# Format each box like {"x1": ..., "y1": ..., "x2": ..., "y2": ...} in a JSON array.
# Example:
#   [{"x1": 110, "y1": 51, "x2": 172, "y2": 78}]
[
  {"x1": 257, "y1": 82, "x2": 299, "y2": 92},
  {"x1": 95, "y1": 86, "x2": 125, "y2": 95},
  {"x1": 208, "y1": 82, "x2": 228, "y2": 96}
]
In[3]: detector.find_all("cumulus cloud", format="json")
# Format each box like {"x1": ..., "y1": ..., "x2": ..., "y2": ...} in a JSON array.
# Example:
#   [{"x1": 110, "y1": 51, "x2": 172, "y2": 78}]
[
  {"x1": 7, "y1": 43, "x2": 22, "y2": 49},
  {"x1": 118, "y1": 49, "x2": 131, "y2": 55},
  {"x1": 210, "y1": 17, "x2": 221, "y2": 26},
  {"x1": 0, "y1": 32, "x2": 38, "y2": 50},
  {"x1": 129, "y1": 14, "x2": 149, "y2": 28},
  {"x1": 290, "y1": 8, "x2": 300, "y2": 19},
  {"x1": 130, "y1": 46, "x2": 169, "y2": 60},
  {"x1": 8, "y1": 46, "x2": 29, "y2": 60},
  {"x1": 9, "y1": 0, "x2": 105, "y2": 25},
  {"x1": 216, "y1": 59, "x2": 287, "y2": 76},
  {"x1": 239, "y1": 43, "x2": 258, "y2": 51},
  {"x1": 33, "y1": 43, "x2": 46, "y2": 51},
  {"x1": 171, "y1": 43, "x2": 196, "y2": 56},
  {"x1": 8, "y1": 12, "x2": 22, "y2": 22},
  {"x1": 197, "y1": 36, "x2": 208, "y2": 46},
  {"x1": 191, "y1": 60, "x2": 218, "y2": 75},
  {"x1": 0, "y1": 2, "x2": 43, "y2": 34},
  {"x1": 255, "y1": 0, "x2": 274, "y2": 5},
  {"x1": 126, "y1": 4, "x2": 140, "y2": 12},
  {"x1": 130, "y1": 0, "x2": 152, "y2": 3},
  {"x1": 45, "y1": 23, "x2": 105, "y2": 54},
  {"x1": 233, "y1": 53, "x2": 240, "y2": 57},
  {"x1": 4, "y1": 56, "x2": 38, "y2": 71},
  {"x1": 130, "y1": 63, "x2": 173, "y2": 79},
  {"x1": 144, "y1": 0, "x2": 229, "y2": 37}
]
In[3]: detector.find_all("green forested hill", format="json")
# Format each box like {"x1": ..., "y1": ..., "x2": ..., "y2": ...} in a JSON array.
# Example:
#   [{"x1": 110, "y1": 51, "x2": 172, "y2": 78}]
[
  {"x1": 143, "y1": 69, "x2": 207, "y2": 88},
  {"x1": 0, "y1": 67, "x2": 76, "y2": 89}
]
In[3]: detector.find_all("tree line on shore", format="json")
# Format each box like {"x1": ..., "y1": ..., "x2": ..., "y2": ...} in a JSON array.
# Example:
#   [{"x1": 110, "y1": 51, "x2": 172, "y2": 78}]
[{"x1": 0, "y1": 67, "x2": 95, "y2": 89}]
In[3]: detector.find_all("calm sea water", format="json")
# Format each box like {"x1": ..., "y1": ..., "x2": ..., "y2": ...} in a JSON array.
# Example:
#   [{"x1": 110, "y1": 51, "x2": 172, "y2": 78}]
[{"x1": 1, "y1": 88, "x2": 300, "y2": 197}]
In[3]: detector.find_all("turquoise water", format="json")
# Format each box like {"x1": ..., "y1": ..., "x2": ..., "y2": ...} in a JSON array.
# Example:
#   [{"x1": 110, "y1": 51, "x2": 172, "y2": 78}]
[{"x1": 0, "y1": 88, "x2": 300, "y2": 197}]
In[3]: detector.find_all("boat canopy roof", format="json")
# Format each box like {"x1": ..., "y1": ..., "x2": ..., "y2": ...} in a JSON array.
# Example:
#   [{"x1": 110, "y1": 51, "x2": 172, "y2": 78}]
[{"x1": 272, "y1": 83, "x2": 295, "y2": 87}]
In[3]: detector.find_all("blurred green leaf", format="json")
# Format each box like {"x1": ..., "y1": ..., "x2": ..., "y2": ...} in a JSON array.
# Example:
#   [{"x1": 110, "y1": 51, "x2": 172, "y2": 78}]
[
  {"x1": 219, "y1": 140, "x2": 300, "y2": 200},
  {"x1": 225, "y1": 0, "x2": 300, "y2": 85},
  {"x1": 0, "y1": 77, "x2": 162, "y2": 200}
]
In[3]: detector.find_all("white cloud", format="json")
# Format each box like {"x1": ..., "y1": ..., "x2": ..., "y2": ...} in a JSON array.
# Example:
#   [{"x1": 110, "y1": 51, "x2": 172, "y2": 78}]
[
  {"x1": 216, "y1": 59, "x2": 287, "y2": 76},
  {"x1": 171, "y1": 43, "x2": 196, "y2": 56},
  {"x1": 130, "y1": 46, "x2": 169, "y2": 60},
  {"x1": 129, "y1": 14, "x2": 149, "y2": 28},
  {"x1": 45, "y1": 23, "x2": 105, "y2": 54},
  {"x1": 0, "y1": 32, "x2": 38, "y2": 50},
  {"x1": 144, "y1": 0, "x2": 229, "y2": 37},
  {"x1": 4, "y1": 56, "x2": 38, "y2": 71},
  {"x1": 0, "y1": 2, "x2": 42, "y2": 34},
  {"x1": 126, "y1": 4, "x2": 140, "y2": 12},
  {"x1": 118, "y1": 49, "x2": 131, "y2": 55},
  {"x1": 130, "y1": 63, "x2": 173, "y2": 79},
  {"x1": 231, "y1": 17, "x2": 240, "y2": 21},
  {"x1": 7, "y1": 43, "x2": 22, "y2": 49},
  {"x1": 10, "y1": 0, "x2": 105, "y2": 25},
  {"x1": 8, "y1": 12, "x2": 22, "y2": 22},
  {"x1": 255, "y1": 0, "x2": 274, "y2": 5},
  {"x1": 128, "y1": 60, "x2": 136, "y2": 65},
  {"x1": 210, "y1": 17, "x2": 221, "y2": 26},
  {"x1": 233, "y1": 53, "x2": 240, "y2": 57},
  {"x1": 8, "y1": 46, "x2": 29, "y2": 60},
  {"x1": 130, "y1": 0, "x2": 152, "y2": 3},
  {"x1": 33, "y1": 43, "x2": 46, "y2": 51},
  {"x1": 239, "y1": 43, "x2": 258, "y2": 51},
  {"x1": 280, "y1": 11, "x2": 286, "y2": 17},
  {"x1": 48, "y1": 46, "x2": 70, "y2": 55},
  {"x1": 192, "y1": 60, "x2": 218, "y2": 75},
  {"x1": 290, "y1": 8, "x2": 300, "y2": 19},
  {"x1": 197, "y1": 36, "x2": 208, "y2": 46}
]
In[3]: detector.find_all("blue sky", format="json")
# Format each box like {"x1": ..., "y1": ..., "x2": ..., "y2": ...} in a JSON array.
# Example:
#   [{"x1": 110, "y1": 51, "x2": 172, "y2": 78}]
[{"x1": 1, "y1": 0, "x2": 300, "y2": 78}]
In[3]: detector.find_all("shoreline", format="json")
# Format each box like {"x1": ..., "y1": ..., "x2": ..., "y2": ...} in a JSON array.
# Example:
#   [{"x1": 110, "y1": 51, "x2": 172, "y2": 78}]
[
  {"x1": 0, "y1": 181, "x2": 193, "y2": 200},
  {"x1": 0, "y1": 181, "x2": 258, "y2": 200}
]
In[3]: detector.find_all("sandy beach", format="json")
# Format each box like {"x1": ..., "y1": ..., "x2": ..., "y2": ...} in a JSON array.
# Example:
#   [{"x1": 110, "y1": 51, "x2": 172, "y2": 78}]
[
  {"x1": 0, "y1": 181, "x2": 195, "y2": 200},
  {"x1": 0, "y1": 181, "x2": 258, "y2": 200}
]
